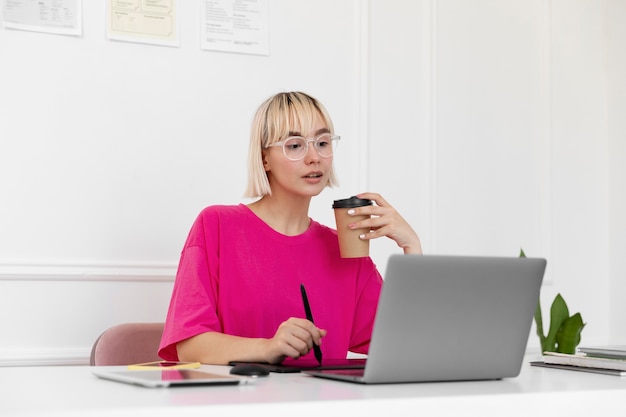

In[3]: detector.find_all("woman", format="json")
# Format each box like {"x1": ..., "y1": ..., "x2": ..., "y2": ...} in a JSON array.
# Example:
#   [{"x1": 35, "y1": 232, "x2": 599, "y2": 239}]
[{"x1": 158, "y1": 91, "x2": 422, "y2": 365}]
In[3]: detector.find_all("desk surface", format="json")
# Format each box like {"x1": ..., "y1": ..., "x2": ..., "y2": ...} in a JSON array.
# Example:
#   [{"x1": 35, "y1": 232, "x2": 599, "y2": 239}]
[{"x1": 3, "y1": 355, "x2": 626, "y2": 417}]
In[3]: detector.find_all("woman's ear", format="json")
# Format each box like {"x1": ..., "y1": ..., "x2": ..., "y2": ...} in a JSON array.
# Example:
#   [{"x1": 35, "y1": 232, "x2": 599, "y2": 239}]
[{"x1": 262, "y1": 150, "x2": 270, "y2": 172}]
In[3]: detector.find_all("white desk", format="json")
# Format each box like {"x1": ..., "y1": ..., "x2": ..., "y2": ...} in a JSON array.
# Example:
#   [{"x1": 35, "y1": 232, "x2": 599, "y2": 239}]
[{"x1": 3, "y1": 355, "x2": 626, "y2": 417}]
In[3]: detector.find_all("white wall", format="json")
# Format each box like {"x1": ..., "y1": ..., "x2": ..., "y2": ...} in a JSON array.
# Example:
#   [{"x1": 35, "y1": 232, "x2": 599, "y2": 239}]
[
  {"x1": 1, "y1": 0, "x2": 624, "y2": 365},
  {"x1": 368, "y1": 0, "x2": 626, "y2": 350},
  {"x1": 548, "y1": 0, "x2": 611, "y2": 344},
  {"x1": 606, "y1": 0, "x2": 626, "y2": 341}
]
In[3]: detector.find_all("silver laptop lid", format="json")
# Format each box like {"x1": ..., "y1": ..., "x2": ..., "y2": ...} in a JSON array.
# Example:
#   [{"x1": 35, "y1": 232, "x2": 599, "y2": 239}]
[{"x1": 363, "y1": 254, "x2": 545, "y2": 383}]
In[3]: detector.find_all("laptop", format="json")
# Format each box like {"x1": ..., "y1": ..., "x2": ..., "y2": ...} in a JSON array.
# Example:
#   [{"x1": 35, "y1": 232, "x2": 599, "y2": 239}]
[{"x1": 305, "y1": 254, "x2": 546, "y2": 384}]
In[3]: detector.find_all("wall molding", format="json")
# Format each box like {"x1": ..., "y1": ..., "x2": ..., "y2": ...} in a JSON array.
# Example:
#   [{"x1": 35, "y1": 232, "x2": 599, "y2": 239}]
[
  {"x1": 539, "y1": 0, "x2": 554, "y2": 286},
  {"x1": 426, "y1": 0, "x2": 438, "y2": 252},
  {"x1": 0, "y1": 260, "x2": 176, "y2": 282},
  {"x1": 0, "y1": 347, "x2": 90, "y2": 367},
  {"x1": 354, "y1": 0, "x2": 370, "y2": 192}
]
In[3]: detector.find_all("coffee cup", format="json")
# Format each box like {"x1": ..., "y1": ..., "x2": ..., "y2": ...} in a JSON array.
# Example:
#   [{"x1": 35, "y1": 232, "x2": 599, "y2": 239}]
[{"x1": 332, "y1": 196, "x2": 373, "y2": 258}]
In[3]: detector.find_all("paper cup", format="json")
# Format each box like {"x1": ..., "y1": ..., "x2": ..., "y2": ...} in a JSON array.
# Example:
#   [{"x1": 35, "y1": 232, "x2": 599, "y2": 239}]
[{"x1": 332, "y1": 196, "x2": 373, "y2": 258}]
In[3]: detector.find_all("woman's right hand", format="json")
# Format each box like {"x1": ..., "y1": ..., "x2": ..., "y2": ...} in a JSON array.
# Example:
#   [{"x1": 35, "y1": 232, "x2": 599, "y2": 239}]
[{"x1": 263, "y1": 317, "x2": 327, "y2": 364}]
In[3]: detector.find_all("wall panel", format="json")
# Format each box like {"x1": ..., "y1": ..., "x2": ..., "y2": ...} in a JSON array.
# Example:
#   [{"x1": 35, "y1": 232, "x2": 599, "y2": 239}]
[{"x1": 434, "y1": 0, "x2": 549, "y2": 259}]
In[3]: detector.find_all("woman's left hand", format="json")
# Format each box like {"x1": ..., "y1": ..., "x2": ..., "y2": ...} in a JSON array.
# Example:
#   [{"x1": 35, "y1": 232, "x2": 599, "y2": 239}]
[{"x1": 348, "y1": 192, "x2": 422, "y2": 254}]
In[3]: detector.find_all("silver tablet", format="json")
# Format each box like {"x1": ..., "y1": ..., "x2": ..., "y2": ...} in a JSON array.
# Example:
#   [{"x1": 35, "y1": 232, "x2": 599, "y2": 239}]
[{"x1": 92, "y1": 368, "x2": 254, "y2": 388}]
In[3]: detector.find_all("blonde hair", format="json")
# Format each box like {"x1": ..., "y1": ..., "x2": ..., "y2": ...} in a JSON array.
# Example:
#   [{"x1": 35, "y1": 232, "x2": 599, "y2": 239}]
[{"x1": 245, "y1": 91, "x2": 339, "y2": 198}]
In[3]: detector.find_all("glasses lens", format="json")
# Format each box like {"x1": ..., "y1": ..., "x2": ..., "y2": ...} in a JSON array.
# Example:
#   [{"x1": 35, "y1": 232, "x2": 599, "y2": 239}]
[
  {"x1": 283, "y1": 137, "x2": 307, "y2": 160},
  {"x1": 315, "y1": 134, "x2": 335, "y2": 157}
]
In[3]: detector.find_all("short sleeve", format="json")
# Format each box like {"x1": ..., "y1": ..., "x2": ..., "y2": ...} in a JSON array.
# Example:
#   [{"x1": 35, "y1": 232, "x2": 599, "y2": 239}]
[
  {"x1": 349, "y1": 263, "x2": 383, "y2": 354},
  {"x1": 158, "y1": 212, "x2": 222, "y2": 360}
]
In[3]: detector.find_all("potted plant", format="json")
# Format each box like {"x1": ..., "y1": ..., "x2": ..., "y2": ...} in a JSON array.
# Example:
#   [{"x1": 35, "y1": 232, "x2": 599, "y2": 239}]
[{"x1": 520, "y1": 249, "x2": 586, "y2": 354}]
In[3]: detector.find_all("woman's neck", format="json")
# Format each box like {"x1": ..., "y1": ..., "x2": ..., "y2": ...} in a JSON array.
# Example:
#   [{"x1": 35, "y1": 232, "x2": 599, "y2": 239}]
[{"x1": 247, "y1": 194, "x2": 312, "y2": 236}]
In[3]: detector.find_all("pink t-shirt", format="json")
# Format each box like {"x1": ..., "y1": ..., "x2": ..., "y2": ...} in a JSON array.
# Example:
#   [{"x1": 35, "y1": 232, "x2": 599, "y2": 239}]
[{"x1": 158, "y1": 204, "x2": 383, "y2": 363}]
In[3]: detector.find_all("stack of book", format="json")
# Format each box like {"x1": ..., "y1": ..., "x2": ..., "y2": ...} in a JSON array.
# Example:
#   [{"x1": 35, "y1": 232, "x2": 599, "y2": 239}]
[{"x1": 531, "y1": 346, "x2": 626, "y2": 376}]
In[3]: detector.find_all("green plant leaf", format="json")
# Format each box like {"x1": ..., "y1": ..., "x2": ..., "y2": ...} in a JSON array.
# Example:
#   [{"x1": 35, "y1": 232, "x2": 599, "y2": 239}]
[
  {"x1": 556, "y1": 313, "x2": 585, "y2": 354},
  {"x1": 519, "y1": 249, "x2": 585, "y2": 354},
  {"x1": 534, "y1": 301, "x2": 546, "y2": 348},
  {"x1": 523, "y1": 249, "x2": 548, "y2": 348},
  {"x1": 544, "y1": 294, "x2": 569, "y2": 352}
]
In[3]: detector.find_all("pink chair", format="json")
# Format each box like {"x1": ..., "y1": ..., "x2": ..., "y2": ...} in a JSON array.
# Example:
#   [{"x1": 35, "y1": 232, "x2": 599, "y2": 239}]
[{"x1": 90, "y1": 322, "x2": 165, "y2": 366}]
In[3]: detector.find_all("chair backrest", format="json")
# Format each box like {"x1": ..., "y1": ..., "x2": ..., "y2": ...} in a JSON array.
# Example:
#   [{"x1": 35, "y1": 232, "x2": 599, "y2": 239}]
[{"x1": 90, "y1": 322, "x2": 165, "y2": 366}]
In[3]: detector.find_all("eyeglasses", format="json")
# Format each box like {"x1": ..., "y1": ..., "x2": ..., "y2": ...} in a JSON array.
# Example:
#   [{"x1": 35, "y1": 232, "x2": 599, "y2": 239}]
[{"x1": 266, "y1": 133, "x2": 340, "y2": 161}]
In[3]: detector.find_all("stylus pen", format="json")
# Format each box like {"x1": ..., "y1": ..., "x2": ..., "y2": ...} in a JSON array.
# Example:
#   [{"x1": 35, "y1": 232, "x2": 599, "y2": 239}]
[{"x1": 300, "y1": 283, "x2": 323, "y2": 365}]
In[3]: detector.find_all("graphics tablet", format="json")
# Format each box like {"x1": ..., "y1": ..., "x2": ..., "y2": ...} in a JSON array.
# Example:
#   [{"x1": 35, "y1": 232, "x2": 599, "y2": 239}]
[
  {"x1": 228, "y1": 358, "x2": 367, "y2": 373},
  {"x1": 92, "y1": 368, "x2": 254, "y2": 388}
]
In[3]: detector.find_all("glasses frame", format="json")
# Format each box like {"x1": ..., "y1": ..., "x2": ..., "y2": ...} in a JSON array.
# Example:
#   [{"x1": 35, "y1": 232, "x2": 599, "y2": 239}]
[{"x1": 266, "y1": 133, "x2": 341, "y2": 161}]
